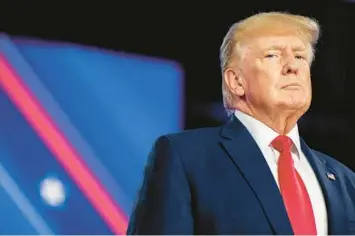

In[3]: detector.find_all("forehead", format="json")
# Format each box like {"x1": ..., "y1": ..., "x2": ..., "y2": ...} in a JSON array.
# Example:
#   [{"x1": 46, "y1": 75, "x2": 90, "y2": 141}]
[{"x1": 245, "y1": 35, "x2": 308, "y2": 52}]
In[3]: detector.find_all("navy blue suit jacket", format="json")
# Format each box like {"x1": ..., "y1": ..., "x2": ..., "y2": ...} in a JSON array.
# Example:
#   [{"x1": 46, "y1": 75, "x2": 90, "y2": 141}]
[{"x1": 127, "y1": 116, "x2": 355, "y2": 234}]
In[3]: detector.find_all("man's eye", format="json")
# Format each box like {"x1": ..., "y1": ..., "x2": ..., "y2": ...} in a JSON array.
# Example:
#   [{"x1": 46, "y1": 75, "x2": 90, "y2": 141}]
[
  {"x1": 295, "y1": 55, "x2": 305, "y2": 59},
  {"x1": 265, "y1": 54, "x2": 277, "y2": 58}
]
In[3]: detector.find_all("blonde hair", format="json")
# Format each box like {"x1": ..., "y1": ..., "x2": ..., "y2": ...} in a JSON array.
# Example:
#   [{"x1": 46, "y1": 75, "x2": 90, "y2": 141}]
[{"x1": 220, "y1": 11, "x2": 321, "y2": 115}]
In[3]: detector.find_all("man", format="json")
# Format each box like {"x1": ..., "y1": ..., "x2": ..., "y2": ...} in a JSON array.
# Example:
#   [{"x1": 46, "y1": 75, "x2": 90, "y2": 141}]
[{"x1": 127, "y1": 12, "x2": 355, "y2": 235}]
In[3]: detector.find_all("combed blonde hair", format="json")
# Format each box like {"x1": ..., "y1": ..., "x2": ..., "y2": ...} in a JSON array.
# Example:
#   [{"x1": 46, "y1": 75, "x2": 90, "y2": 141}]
[{"x1": 220, "y1": 11, "x2": 321, "y2": 115}]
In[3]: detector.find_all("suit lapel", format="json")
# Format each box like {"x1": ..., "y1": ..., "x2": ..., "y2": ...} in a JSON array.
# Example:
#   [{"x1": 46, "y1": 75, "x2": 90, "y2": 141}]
[
  {"x1": 219, "y1": 116, "x2": 293, "y2": 234},
  {"x1": 300, "y1": 139, "x2": 347, "y2": 234}
]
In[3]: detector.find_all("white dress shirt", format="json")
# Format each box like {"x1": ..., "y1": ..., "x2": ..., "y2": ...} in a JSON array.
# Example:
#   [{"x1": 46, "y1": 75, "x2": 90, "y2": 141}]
[{"x1": 234, "y1": 110, "x2": 328, "y2": 235}]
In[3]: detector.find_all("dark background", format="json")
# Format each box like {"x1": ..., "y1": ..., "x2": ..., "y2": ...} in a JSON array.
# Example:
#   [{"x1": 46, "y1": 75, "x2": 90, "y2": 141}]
[{"x1": 1, "y1": 0, "x2": 354, "y2": 169}]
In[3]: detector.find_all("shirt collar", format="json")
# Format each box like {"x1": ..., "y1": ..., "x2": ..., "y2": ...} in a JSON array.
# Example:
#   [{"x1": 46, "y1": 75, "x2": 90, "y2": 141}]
[{"x1": 233, "y1": 110, "x2": 302, "y2": 157}]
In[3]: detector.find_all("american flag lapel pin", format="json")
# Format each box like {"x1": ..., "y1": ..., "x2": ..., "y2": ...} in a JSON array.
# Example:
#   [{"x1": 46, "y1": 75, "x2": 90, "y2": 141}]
[{"x1": 327, "y1": 172, "x2": 336, "y2": 180}]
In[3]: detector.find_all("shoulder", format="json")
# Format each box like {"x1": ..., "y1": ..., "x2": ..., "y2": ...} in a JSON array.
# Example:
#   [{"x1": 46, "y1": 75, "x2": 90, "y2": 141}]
[
  {"x1": 152, "y1": 126, "x2": 222, "y2": 155},
  {"x1": 311, "y1": 148, "x2": 355, "y2": 178},
  {"x1": 150, "y1": 126, "x2": 223, "y2": 166},
  {"x1": 163, "y1": 126, "x2": 221, "y2": 145}
]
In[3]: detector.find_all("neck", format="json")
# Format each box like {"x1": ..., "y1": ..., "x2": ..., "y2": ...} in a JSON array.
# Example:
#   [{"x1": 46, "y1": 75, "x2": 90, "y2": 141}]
[{"x1": 235, "y1": 103, "x2": 302, "y2": 134}]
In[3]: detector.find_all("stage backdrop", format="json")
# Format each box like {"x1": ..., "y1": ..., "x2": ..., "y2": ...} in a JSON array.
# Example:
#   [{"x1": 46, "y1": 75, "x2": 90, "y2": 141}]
[{"x1": 0, "y1": 33, "x2": 184, "y2": 235}]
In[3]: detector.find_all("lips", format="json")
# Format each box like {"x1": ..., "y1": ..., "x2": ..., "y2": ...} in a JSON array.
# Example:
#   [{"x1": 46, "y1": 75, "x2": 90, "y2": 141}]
[{"x1": 281, "y1": 83, "x2": 301, "y2": 89}]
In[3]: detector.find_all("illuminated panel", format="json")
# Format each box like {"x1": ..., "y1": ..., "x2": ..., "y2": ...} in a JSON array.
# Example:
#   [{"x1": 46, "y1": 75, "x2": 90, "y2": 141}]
[
  {"x1": 13, "y1": 39, "x2": 184, "y2": 205},
  {"x1": 0, "y1": 55, "x2": 128, "y2": 234},
  {"x1": 0, "y1": 34, "x2": 183, "y2": 234}
]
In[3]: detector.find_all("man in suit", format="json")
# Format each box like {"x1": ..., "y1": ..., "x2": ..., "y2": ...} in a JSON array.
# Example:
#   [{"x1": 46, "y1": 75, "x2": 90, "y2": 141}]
[{"x1": 127, "y1": 12, "x2": 355, "y2": 235}]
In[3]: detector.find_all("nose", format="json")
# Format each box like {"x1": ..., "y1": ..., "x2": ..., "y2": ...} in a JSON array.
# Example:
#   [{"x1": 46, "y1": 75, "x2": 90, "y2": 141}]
[{"x1": 282, "y1": 56, "x2": 299, "y2": 76}]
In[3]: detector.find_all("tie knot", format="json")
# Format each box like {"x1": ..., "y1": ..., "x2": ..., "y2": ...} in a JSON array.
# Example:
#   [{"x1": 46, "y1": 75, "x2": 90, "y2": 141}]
[{"x1": 271, "y1": 135, "x2": 293, "y2": 152}]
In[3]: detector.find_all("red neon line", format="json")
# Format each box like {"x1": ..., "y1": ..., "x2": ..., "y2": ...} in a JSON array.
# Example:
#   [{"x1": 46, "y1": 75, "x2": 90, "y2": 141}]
[{"x1": 0, "y1": 55, "x2": 128, "y2": 235}]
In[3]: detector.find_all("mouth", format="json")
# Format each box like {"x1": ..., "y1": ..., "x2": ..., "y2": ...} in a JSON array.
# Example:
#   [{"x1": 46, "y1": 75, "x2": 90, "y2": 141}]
[{"x1": 281, "y1": 83, "x2": 301, "y2": 89}]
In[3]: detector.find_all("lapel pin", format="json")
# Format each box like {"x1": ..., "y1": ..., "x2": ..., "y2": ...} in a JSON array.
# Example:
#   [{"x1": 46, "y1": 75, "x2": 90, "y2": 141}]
[{"x1": 327, "y1": 172, "x2": 336, "y2": 180}]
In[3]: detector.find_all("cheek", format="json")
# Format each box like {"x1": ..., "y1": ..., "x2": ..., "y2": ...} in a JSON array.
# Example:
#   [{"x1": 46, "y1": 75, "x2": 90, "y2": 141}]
[
  {"x1": 302, "y1": 71, "x2": 312, "y2": 90},
  {"x1": 250, "y1": 75, "x2": 278, "y2": 99},
  {"x1": 250, "y1": 70, "x2": 279, "y2": 92},
  {"x1": 300, "y1": 64, "x2": 311, "y2": 78},
  {"x1": 244, "y1": 61, "x2": 281, "y2": 95}
]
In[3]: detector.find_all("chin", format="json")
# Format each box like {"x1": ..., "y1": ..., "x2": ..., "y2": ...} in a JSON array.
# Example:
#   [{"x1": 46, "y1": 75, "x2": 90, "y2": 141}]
[{"x1": 278, "y1": 100, "x2": 310, "y2": 111}]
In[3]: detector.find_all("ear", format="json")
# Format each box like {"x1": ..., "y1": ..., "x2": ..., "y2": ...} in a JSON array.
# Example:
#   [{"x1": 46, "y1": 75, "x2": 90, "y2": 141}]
[{"x1": 224, "y1": 68, "x2": 245, "y2": 97}]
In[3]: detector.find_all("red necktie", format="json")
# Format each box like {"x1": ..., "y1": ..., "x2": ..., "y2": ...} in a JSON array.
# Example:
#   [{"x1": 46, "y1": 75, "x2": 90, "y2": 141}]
[{"x1": 271, "y1": 135, "x2": 317, "y2": 235}]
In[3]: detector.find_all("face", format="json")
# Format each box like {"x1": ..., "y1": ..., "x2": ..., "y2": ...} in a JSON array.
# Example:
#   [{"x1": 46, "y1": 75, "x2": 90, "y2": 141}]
[{"x1": 235, "y1": 35, "x2": 312, "y2": 116}]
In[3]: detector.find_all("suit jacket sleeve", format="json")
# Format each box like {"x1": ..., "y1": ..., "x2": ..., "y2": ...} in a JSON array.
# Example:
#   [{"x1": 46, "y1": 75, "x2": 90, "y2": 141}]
[{"x1": 126, "y1": 135, "x2": 193, "y2": 234}]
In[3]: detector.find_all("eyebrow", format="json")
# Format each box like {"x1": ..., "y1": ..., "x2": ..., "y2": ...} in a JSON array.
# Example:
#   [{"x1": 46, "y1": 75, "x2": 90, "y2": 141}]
[{"x1": 264, "y1": 45, "x2": 307, "y2": 52}]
